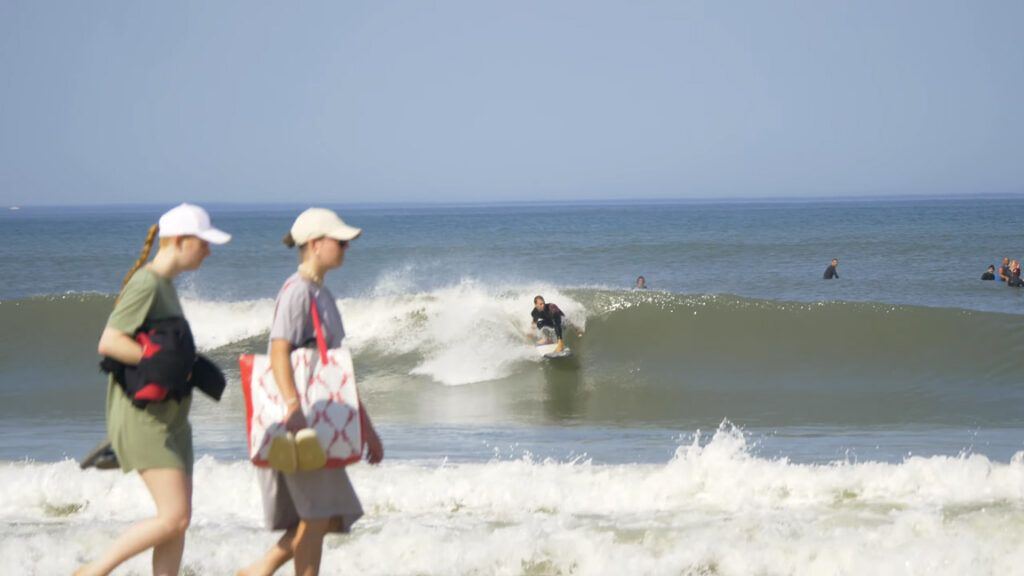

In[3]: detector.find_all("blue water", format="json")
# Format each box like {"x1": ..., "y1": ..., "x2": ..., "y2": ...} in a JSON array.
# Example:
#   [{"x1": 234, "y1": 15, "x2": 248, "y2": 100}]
[{"x1": 5, "y1": 197, "x2": 1024, "y2": 311}]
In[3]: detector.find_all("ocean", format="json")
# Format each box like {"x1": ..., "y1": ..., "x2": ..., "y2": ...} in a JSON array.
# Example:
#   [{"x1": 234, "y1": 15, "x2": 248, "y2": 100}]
[{"x1": 1, "y1": 198, "x2": 1023, "y2": 575}]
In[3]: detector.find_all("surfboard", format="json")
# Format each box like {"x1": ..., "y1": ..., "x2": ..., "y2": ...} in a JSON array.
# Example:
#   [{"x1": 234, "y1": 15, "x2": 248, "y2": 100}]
[
  {"x1": 535, "y1": 327, "x2": 573, "y2": 358},
  {"x1": 536, "y1": 340, "x2": 572, "y2": 359},
  {"x1": 543, "y1": 347, "x2": 572, "y2": 359},
  {"x1": 79, "y1": 438, "x2": 119, "y2": 470}
]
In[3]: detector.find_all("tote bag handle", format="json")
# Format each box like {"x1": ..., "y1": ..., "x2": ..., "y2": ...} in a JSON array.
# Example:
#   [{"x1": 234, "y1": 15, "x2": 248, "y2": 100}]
[
  {"x1": 271, "y1": 278, "x2": 330, "y2": 363},
  {"x1": 309, "y1": 298, "x2": 329, "y2": 364}
]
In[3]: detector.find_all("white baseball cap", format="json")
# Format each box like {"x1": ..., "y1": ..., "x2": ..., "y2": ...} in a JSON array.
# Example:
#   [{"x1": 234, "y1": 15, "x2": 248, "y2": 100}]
[
  {"x1": 290, "y1": 208, "x2": 361, "y2": 245},
  {"x1": 158, "y1": 203, "x2": 231, "y2": 244}
]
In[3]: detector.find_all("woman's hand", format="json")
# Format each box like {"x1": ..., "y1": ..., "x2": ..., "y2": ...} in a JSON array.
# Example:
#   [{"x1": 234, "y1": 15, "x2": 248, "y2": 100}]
[
  {"x1": 364, "y1": 425, "x2": 384, "y2": 464},
  {"x1": 282, "y1": 401, "x2": 308, "y2": 433}
]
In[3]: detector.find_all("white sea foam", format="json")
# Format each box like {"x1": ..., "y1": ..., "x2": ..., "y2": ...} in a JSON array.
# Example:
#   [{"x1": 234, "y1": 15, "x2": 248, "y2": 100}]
[
  {"x1": 4, "y1": 428, "x2": 1023, "y2": 575},
  {"x1": 178, "y1": 281, "x2": 586, "y2": 387},
  {"x1": 181, "y1": 297, "x2": 276, "y2": 351},
  {"x1": 344, "y1": 279, "x2": 586, "y2": 386}
]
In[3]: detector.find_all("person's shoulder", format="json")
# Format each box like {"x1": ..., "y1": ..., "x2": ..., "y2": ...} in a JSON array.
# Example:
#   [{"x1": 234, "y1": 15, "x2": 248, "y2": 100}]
[
  {"x1": 126, "y1": 268, "x2": 160, "y2": 289},
  {"x1": 109, "y1": 269, "x2": 165, "y2": 331},
  {"x1": 277, "y1": 274, "x2": 314, "y2": 305},
  {"x1": 118, "y1": 268, "x2": 163, "y2": 301},
  {"x1": 278, "y1": 272, "x2": 308, "y2": 294}
]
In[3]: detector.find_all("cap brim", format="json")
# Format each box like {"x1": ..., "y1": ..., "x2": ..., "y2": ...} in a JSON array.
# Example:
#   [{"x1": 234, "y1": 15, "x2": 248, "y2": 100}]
[
  {"x1": 325, "y1": 224, "x2": 362, "y2": 242},
  {"x1": 197, "y1": 228, "x2": 232, "y2": 245}
]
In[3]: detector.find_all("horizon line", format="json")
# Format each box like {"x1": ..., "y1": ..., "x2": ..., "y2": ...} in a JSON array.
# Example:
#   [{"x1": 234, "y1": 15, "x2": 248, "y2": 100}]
[{"x1": 5, "y1": 191, "x2": 1024, "y2": 211}]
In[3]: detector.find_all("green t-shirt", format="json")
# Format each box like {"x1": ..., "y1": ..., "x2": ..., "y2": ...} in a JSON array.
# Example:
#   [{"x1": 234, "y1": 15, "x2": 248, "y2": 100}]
[
  {"x1": 105, "y1": 268, "x2": 194, "y2": 474},
  {"x1": 106, "y1": 267, "x2": 183, "y2": 332}
]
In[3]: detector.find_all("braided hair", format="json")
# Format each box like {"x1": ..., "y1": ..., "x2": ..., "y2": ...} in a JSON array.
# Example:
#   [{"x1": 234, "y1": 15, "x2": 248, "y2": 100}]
[{"x1": 115, "y1": 224, "x2": 158, "y2": 305}]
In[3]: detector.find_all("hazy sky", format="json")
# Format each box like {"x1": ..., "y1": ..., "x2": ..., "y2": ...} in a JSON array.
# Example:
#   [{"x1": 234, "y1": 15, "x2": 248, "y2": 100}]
[{"x1": 1, "y1": 1, "x2": 1021, "y2": 206}]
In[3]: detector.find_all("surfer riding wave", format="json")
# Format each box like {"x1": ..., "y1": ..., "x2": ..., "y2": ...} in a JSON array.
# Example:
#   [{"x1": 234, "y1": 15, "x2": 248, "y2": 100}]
[{"x1": 531, "y1": 295, "x2": 583, "y2": 354}]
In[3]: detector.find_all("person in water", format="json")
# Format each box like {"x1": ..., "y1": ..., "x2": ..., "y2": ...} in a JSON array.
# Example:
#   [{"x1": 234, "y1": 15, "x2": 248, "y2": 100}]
[
  {"x1": 1008, "y1": 261, "x2": 1024, "y2": 287},
  {"x1": 635, "y1": 276, "x2": 648, "y2": 289},
  {"x1": 823, "y1": 258, "x2": 839, "y2": 280},
  {"x1": 981, "y1": 265, "x2": 996, "y2": 280},
  {"x1": 998, "y1": 257, "x2": 1011, "y2": 281},
  {"x1": 531, "y1": 296, "x2": 582, "y2": 353}
]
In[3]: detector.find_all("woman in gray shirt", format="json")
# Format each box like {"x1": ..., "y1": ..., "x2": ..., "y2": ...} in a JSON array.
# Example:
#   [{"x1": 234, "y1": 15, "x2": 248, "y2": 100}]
[{"x1": 241, "y1": 208, "x2": 384, "y2": 576}]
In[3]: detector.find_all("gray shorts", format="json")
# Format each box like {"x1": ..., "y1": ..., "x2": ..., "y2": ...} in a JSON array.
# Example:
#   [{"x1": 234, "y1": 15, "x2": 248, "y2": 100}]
[{"x1": 257, "y1": 466, "x2": 364, "y2": 532}]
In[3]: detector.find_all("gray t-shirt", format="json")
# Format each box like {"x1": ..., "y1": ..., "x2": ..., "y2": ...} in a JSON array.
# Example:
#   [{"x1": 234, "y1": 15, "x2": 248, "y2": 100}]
[
  {"x1": 269, "y1": 272, "x2": 345, "y2": 351},
  {"x1": 259, "y1": 271, "x2": 363, "y2": 532}
]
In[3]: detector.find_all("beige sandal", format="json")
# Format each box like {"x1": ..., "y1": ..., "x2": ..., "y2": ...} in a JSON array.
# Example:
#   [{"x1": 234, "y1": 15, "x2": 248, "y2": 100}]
[
  {"x1": 267, "y1": 432, "x2": 297, "y2": 474},
  {"x1": 295, "y1": 428, "x2": 327, "y2": 471}
]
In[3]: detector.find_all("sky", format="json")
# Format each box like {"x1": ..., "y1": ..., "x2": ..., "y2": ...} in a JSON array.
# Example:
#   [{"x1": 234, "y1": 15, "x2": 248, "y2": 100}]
[{"x1": 1, "y1": 1, "x2": 1022, "y2": 206}]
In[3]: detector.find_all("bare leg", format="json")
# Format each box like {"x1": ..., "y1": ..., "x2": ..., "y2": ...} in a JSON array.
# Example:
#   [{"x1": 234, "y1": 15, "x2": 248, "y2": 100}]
[
  {"x1": 150, "y1": 468, "x2": 192, "y2": 576},
  {"x1": 237, "y1": 526, "x2": 297, "y2": 576},
  {"x1": 239, "y1": 518, "x2": 335, "y2": 576},
  {"x1": 74, "y1": 468, "x2": 191, "y2": 576},
  {"x1": 293, "y1": 518, "x2": 334, "y2": 576}
]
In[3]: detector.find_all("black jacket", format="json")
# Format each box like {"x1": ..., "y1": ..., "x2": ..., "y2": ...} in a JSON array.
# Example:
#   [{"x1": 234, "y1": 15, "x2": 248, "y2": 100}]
[{"x1": 101, "y1": 317, "x2": 225, "y2": 408}]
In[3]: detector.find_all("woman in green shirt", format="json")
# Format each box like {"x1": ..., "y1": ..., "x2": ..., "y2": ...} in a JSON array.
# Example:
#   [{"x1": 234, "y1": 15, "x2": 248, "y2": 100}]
[{"x1": 76, "y1": 204, "x2": 230, "y2": 576}]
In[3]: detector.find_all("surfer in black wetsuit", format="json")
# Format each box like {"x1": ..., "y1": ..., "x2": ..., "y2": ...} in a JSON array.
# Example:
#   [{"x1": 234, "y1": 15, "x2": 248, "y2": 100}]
[
  {"x1": 823, "y1": 258, "x2": 839, "y2": 280},
  {"x1": 531, "y1": 296, "x2": 578, "y2": 353}
]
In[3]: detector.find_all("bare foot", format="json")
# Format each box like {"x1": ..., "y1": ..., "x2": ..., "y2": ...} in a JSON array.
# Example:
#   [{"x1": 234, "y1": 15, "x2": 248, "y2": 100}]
[{"x1": 238, "y1": 554, "x2": 287, "y2": 576}]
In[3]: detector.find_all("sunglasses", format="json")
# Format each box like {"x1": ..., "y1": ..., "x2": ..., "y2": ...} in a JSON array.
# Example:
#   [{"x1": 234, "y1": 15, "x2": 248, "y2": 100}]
[{"x1": 316, "y1": 237, "x2": 348, "y2": 248}]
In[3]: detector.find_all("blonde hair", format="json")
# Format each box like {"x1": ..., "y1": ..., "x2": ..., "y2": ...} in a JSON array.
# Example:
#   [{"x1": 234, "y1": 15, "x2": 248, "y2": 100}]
[{"x1": 116, "y1": 224, "x2": 159, "y2": 305}]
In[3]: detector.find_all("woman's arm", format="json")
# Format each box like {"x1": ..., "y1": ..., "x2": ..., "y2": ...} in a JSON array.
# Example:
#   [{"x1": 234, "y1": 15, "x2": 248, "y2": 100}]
[
  {"x1": 97, "y1": 327, "x2": 144, "y2": 365},
  {"x1": 360, "y1": 404, "x2": 384, "y2": 464},
  {"x1": 270, "y1": 338, "x2": 308, "y2": 432}
]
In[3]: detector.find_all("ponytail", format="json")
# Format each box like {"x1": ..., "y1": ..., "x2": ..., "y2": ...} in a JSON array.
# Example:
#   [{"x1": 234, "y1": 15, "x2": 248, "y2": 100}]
[{"x1": 116, "y1": 224, "x2": 159, "y2": 305}]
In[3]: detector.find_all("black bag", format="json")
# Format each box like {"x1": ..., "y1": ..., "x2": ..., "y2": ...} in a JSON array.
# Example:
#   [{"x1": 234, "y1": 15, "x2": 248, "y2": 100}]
[{"x1": 100, "y1": 318, "x2": 224, "y2": 408}]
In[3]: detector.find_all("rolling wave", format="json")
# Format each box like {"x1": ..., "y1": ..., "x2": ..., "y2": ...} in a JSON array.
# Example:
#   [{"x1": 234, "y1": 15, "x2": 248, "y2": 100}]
[{"x1": 5, "y1": 286, "x2": 1023, "y2": 428}]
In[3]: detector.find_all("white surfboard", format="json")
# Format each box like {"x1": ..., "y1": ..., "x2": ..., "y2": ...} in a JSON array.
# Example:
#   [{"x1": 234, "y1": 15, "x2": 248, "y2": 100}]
[
  {"x1": 534, "y1": 327, "x2": 573, "y2": 358},
  {"x1": 536, "y1": 340, "x2": 572, "y2": 359},
  {"x1": 543, "y1": 347, "x2": 572, "y2": 359}
]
